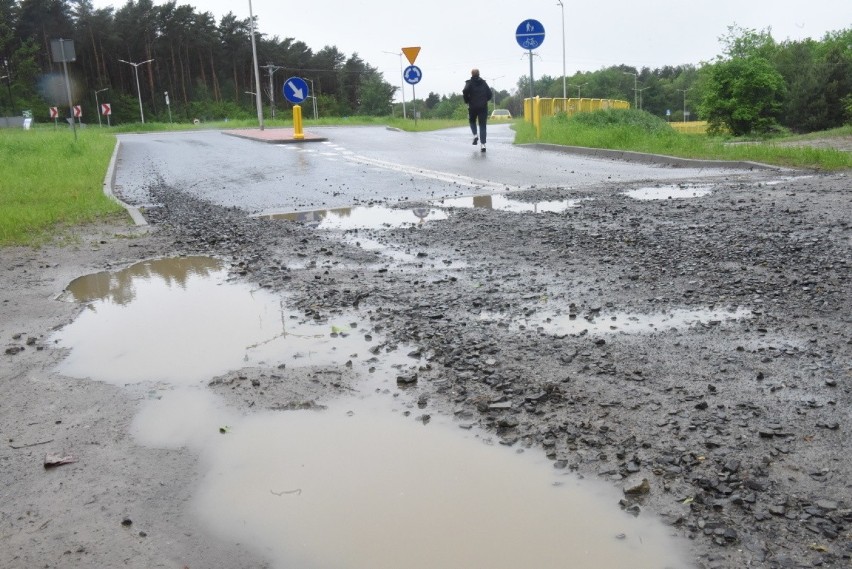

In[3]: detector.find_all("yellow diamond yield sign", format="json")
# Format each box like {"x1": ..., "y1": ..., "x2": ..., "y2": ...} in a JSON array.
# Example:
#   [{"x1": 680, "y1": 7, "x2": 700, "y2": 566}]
[{"x1": 401, "y1": 47, "x2": 421, "y2": 65}]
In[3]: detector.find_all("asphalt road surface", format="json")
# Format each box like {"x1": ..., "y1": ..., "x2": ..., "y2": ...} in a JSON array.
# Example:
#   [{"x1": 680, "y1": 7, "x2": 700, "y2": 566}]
[{"x1": 113, "y1": 125, "x2": 745, "y2": 215}]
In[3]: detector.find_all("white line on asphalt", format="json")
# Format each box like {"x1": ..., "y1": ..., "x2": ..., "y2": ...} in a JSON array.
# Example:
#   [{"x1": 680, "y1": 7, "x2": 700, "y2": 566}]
[{"x1": 341, "y1": 153, "x2": 522, "y2": 191}]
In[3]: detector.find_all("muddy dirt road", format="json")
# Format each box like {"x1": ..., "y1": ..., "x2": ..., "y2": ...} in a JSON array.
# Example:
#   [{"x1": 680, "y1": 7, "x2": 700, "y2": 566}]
[{"x1": 1, "y1": 130, "x2": 850, "y2": 569}]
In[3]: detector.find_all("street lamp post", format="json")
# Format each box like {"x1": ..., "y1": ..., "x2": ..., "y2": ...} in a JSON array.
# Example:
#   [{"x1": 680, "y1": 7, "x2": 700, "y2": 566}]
[
  {"x1": 94, "y1": 87, "x2": 108, "y2": 127},
  {"x1": 623, "y1": 71, "x2": 637, "y2": 109},
  {"x1": 118, "y1": 58, "x2": 154, "y2": 123},
  {"x1": 2, "y1": 59, "x2": 12, "y2": 112},
  {"x1": 637, "y1": 86, "x2": 650, "y2": 110},
  {"x1": 557, "y1": 1, "x2": 566, "y2": 100},
  {"x1": 487, "y1": 76, "x2": 504, "y2": 113},
  {"x1": 383, "y1": 51, "x2": 406, "y2": 119},
  {"x1": 677, "y1": 88, "x2": 691, "y2": 123},
  {"x1": 164, "y1": 91, "x2": 172, "y2": 123},
  {"x1": 261, "y1": 63, "x2": 283, "y2": 119},
  {"x1": 571, "y1": 82, "x2": 588, "y2": 98},
  {"x1": 248, "y1": 0, "x2": 264, "y2": 130},
  {"x1": 305, "y1": 77, "x2": 318, "y2": 120}
]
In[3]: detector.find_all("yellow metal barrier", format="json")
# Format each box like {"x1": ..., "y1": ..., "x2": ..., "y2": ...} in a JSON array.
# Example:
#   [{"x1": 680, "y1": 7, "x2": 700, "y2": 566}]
[
  {"x1": 523, "y1": 97, "x2": 631, "y2": 123},
  {"x1": 670, "y1": 121, "x2": 708, "y2": 134}
]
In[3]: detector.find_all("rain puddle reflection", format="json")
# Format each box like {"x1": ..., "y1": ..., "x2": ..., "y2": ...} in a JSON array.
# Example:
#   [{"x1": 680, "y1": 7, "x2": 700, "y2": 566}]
[
  {"x1": 435, "y1": 193, "x2": 583, "y2": 213},
  {"x1": 53, "y1": 257, "x2": 376, "y2": 384},
  {"x1": 255, "y1": 205, "x2": 448, "y2": 229},
  {"x1": 623, "y1": 185, "x2": 712, "y2": 200},
  {"x1": 57, "y1": 257, "x2": 692, "y2": 569},
  {"x1": 135, "y1": 389, "x2": 690, "y2": 569},
  {"x1": 483, "y1": 306, "x2": 752, "y2": 336}
]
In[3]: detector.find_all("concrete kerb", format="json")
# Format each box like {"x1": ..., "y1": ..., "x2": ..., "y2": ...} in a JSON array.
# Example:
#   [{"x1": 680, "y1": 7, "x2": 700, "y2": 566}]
[
  {"x1": 222, "y1": 128, "x2": 328, "y2": 144},
  {"x1": 521, "y1": 143, "x2": 787, "y2": 171},
  {"x1": 103, "y1": 139, "x2": 148, "y2": 227}
]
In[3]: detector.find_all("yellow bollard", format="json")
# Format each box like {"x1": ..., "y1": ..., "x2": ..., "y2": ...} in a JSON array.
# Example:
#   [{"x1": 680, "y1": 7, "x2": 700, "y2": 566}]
[{"x1": 293, "y1": 104, "x2": 304, "y2": 140}]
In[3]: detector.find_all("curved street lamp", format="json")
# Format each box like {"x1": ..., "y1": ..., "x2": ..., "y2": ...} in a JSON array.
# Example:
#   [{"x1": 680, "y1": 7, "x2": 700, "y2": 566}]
[
  {"x1": 383, "y1": 51, "x2": 407, "y2": 119},
  {"x1": 118, "y1": 58, "x2": 154, "y2": 123},
  {"x1": 94, "y1": 87, "x2": 108, "y2": 127}
]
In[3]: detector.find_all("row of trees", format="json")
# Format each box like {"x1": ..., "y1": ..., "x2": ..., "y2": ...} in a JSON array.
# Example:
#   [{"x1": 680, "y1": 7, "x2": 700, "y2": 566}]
[
  {"x1": 1, "y1": 1, "x2": 849, "y2": 135},
  {"x1": 517, "y1": 25, "x2": 851, "y2": 135},
  {"x1": 0, "y1": 0, "x2": 396, "y2": 123}
]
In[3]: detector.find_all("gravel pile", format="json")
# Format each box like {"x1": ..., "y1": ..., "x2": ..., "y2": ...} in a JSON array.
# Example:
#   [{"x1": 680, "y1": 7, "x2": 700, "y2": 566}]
[{"x1": 145, "y1": 171, "x2": 850, "y2": 569}]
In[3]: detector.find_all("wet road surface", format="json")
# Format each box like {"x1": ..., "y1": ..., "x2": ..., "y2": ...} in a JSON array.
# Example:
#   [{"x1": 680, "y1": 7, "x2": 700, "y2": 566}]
[{"x1": 114, "y1": 125, "x2": 743, "y2": 215}]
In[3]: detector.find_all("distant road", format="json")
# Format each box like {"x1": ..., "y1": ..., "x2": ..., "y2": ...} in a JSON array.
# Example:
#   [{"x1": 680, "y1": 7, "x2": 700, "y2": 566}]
[{"x1": 114, "y1": 125, "x2": 742, "y2": 215}]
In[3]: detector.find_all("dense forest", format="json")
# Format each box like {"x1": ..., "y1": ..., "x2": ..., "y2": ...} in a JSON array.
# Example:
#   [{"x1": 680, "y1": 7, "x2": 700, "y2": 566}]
[
  {"x1": 1, "y1": 0, "x2": 850, "y2": 134},
  {"x1": 0, "y1": 0, "x2": 397, "y2": 123}
]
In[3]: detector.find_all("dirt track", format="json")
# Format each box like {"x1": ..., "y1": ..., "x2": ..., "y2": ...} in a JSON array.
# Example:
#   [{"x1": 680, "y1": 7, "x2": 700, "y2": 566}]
[{"x1": 1, "y1": 161, "x2": 850, "y2": 568}]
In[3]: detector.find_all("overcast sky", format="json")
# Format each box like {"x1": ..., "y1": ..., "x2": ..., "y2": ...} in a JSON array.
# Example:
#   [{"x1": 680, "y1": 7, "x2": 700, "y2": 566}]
[{"x1": 92, "y1": 0, "x2": 850, "y2": 99}]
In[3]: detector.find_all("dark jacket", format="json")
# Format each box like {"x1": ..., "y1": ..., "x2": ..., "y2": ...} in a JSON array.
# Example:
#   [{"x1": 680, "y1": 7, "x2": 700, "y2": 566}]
[{"x1": 463, "y1": 76, "x2": 492, "y2": 111}]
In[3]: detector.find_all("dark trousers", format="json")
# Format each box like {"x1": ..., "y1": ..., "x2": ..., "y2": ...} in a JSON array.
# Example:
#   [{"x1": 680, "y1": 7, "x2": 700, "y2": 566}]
[{"x1": 468, "y1": 107, "x2": 488, "y2": 144}]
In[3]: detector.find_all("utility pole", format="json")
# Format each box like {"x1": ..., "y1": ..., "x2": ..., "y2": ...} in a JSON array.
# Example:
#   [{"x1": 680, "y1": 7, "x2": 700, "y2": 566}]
[
  {"x1": 557, "y1": 0, "x2": 566, "y2": 100},
  {"x1": 261, "y1": 63, "x2": 283, "y2": 119},
  {"x1": 638, "y1": 86, "x2": 650, "y2": 110},
  {"x1": 623, "y1": 71, "x2": 637, "y2": 109},
  {"x1": 248, "y1": 0, "x2": 264, "y2": 130},
  {"x1": 678, "y1": 88, "x2": 691, "y2": 123},
  {"x1": 571, "y1": 82, "x2": 588, "y2": 98}
]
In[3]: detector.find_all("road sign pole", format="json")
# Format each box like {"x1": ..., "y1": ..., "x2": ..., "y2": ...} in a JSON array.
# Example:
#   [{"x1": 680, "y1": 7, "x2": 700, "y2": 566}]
[
  {"x1": 59, "y1": 40, "x2": 77, "y2": 142},
  {"x1": 528, "y1": 49, "x2": 535, "y2": 100},
  {"x1": 412, "y1": 85, "x2": 417, "y2": 126}
]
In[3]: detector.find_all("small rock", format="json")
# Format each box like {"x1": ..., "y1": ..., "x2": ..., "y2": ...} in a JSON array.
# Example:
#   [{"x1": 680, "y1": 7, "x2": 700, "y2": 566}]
[
  {"x1": 396, "y1": 374, "x2": 417, "y2": 386},
  {"x1": 623, "y1": 478, "x2": 651, "y2": 496}
]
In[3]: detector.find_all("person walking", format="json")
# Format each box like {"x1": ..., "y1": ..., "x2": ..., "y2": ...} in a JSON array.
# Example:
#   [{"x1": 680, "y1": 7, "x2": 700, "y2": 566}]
[{"x1": 463, "y1": 68, "x2": 492, "y2": 152}]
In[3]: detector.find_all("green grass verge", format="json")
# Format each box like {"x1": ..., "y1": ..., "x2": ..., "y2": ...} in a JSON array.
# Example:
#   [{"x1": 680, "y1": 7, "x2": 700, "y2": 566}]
[
  {"x1": 514, "y1": 110, "x2": 851, "y2": 170},
  {"x1": 0, "y1": 128, "x2": 124, "y2": 246}
]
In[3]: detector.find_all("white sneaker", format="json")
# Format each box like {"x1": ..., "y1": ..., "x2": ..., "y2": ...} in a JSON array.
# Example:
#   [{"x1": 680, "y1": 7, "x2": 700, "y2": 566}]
[{"x1": 480, "y1": 144, "x2": 486, "y2": 152}]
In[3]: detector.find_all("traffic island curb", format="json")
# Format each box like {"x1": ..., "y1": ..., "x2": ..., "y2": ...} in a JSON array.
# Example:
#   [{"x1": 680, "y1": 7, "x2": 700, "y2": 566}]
[{"x1": 223, "y1": 128, "x2": 328, "y2": 144}]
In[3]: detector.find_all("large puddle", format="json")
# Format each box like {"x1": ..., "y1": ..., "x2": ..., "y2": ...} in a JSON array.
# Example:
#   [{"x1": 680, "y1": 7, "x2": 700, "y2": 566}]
[
  {"x1": 435, "y1": 193, "x2": 584, "y2": 213},
  {"x1": 623, "y1": 185, "x2": 712, "y2": 200},
  {"x1": 55, "y1": 257, "x2": 692, "y2": 569},
  {"x1": 255, "y1": 205, "x2": 448, "y2": 229},
  {"x1": 54, "y1": 257, "x2": 373, "y2": 384}
]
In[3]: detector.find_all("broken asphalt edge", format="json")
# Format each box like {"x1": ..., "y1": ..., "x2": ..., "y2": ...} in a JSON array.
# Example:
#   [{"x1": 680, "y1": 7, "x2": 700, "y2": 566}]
[{"x1": 104, "y1": 139, "x2": 148, "y2": 227}]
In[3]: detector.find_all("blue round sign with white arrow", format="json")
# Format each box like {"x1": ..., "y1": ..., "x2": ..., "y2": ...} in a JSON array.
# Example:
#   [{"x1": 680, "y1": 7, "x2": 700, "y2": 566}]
[
  {"x1": 403, "y1": 65, "x2": 422, "y2": 85},
  {"x1": 516, "y1": 19, "x2": 545, "y2": 50},
  {"x1": 283, "y1": 76, "x2": 309, "y2": 104}
]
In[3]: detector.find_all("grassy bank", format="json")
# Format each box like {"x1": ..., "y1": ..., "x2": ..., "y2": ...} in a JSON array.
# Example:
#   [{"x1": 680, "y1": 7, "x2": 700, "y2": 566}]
[
  {"x1": 514, "y1": 110, "x2": 851, "y2": 170},
  {"x1": 0, "y1": 129, "x2": 123, "y2": 245}
]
